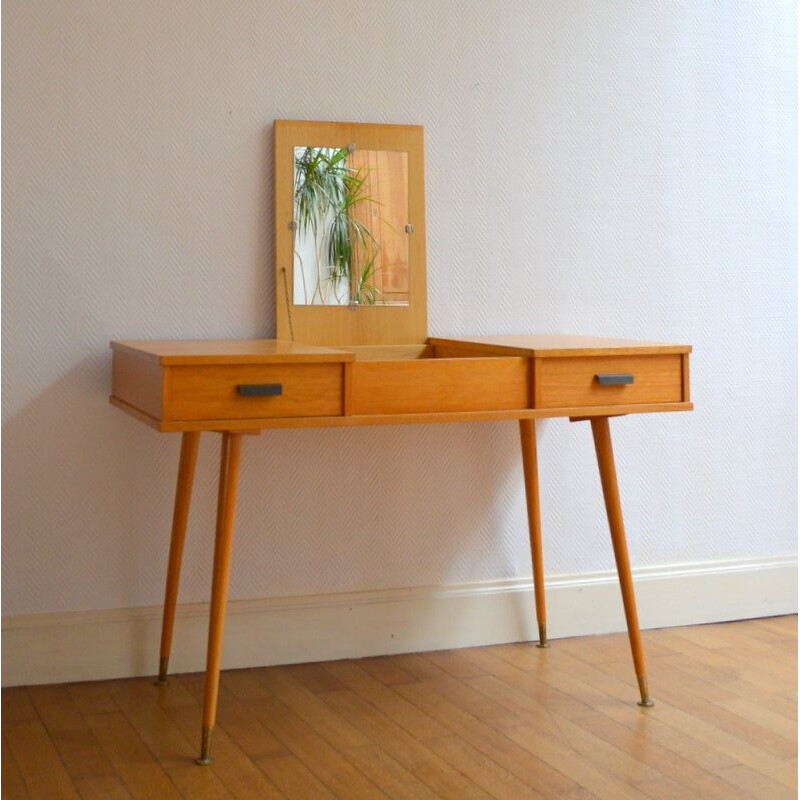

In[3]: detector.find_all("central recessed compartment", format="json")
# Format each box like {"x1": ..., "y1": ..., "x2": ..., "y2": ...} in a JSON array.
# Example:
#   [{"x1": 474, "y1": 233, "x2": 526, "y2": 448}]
[{"x1": 340, "y1": 343, "x2": 530, "y2": 416}]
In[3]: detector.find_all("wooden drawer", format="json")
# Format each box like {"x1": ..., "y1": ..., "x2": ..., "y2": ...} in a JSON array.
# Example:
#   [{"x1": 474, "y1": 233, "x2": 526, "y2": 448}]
[
  {"x1": 351, "y1": 357, "x2": 529, "y2": 415},
  {"x1": 536, "y1": 354, "x2": 683, "y2": 409},
  {"x1": 167, "y1": 363, "x2": 344, "y2": 421}
]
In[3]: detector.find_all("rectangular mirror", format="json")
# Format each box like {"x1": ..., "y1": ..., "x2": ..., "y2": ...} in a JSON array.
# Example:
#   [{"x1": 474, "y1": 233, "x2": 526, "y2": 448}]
[
  {"x1": 293, "y1": 146, "x2": 409, "y2": 306},
  {"x1": 275, "y1": 120, "x2": 427, "y2": 346}
]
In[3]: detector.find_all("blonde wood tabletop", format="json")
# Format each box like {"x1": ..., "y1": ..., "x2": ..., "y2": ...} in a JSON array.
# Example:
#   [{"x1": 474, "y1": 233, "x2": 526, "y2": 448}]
[
  {"x1": 430, "y1": 334, "x2": 692, "y2": 357},
  {"x1": 110, "y1": 339, "x2": 355, "y2": 365}
]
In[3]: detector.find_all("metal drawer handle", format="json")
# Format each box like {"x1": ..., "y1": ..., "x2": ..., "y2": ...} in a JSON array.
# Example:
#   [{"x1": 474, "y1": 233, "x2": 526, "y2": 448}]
[
  {"x1": 595, "y1": 373, "x2": 634, "y2": 386},
  {"x1": 237, "y1": 383, "x2": 283, "y2": 397}
]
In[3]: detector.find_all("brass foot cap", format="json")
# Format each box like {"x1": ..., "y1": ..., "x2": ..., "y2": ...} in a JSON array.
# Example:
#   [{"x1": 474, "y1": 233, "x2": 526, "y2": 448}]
[
  {"x1": 536, "y1": 624, "x2": 550, "y2": 648},
  {"x1": 636, "y1": 675, "x2": 654, "y2": 707},
  {"x1": 535, "y1": 642, "x2": 551, "y2": 648},
  {"x1": 197, "y1": 726, "x2": 214, "y2": 766},
  {"x1": 154, "y1": 657, "x2": 169, "y2": 686}
]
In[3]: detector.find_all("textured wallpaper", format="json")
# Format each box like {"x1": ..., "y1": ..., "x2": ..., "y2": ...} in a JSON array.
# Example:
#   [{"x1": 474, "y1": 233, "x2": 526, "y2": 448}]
[{"x1": 2, "y1": 0, "x2": 796, "y2": 615}]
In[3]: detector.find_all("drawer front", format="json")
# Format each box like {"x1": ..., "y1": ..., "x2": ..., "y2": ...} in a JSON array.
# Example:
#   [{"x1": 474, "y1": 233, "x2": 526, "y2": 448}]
[
  {"x1": 536, "y1": 354, "x2": 683, "y2": 409},
  {"x1": 352, "y1": 357, "x2": 529, "y2": 416},
  {"x1": 167, "y1": 363, "x2": 343, "y2": 421}
]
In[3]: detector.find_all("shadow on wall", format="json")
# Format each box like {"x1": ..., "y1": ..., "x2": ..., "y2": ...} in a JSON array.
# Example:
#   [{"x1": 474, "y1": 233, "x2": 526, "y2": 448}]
[{"x1": 1, "y1": 352, "x2": 183, "y2": 616}]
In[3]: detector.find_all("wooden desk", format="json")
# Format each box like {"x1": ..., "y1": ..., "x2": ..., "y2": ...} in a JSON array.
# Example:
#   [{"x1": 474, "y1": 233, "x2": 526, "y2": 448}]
[{"x1": 110, "y1": 333, "x2": 692, "y2": 764}]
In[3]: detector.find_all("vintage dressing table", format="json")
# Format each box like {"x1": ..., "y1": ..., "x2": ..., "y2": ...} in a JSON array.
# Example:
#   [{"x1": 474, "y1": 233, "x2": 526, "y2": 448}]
[{"x1": 110, "y1": 120, "x2": 692, "y2": 765}]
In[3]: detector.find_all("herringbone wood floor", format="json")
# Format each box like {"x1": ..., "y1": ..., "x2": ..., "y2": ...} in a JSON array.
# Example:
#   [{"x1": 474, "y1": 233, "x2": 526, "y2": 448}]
[{"x1": 3, "y1": 616, "x2": 797, "y2": 799}]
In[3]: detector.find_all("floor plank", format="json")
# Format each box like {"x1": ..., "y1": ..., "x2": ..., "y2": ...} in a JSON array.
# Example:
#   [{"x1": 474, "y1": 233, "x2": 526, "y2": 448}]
[
  {"x1": 28, "y1": 684, "x2": 119, "y2": 782},
  {"x1": 83, "y1": 711, "x2": 182, "y2": 800},
  {"x1": 2, "y1": 733, "x2": 30, "y2": 800},
  {"x1": 320, "y1": 687, "x2": 495, "y2": 800},
  {"x1": 4, "y1": 719, "x2": 80, "y2": 799},
  {"x1": 250, "y1": 694, "x2": 392, "y2": 799},
  {"x1": 394, "y1": 678, "x2": 582, "y2": 796},
  {"x1": 72, "y1": 775, "x2": 133, "y2": 800}
]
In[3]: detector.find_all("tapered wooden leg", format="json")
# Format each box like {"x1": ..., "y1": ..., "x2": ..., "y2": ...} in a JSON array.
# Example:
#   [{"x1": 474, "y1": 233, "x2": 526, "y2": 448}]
[
  {"x1": 155, "y1": 431, "x2": 201, "y2": 686},
  {"x1": 196, "y1": 432, "x2": 244, "y2": 765},
  {"x1": 590, "y1": 416, "x2": 653, "y2": 707},
  {"x1": 519, "y1": 419, "x2": 548, "y2": 647}
]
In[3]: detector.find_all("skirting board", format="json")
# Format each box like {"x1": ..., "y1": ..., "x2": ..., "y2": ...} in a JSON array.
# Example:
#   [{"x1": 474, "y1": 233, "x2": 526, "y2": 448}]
[{"x1": 2, "y1": 555, "x2": 796, "y2": 687}]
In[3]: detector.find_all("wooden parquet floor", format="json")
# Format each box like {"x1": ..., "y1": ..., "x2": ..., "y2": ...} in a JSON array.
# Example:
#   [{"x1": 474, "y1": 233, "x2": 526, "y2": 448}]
[{"x1": 2, "y1": 615, "x2": 797, "y2": 799}]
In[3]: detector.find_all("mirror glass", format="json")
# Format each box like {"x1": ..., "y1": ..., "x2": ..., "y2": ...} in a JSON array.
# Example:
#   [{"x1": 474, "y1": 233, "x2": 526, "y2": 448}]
[{"x1": 292, "y1": 146, "x2": 409, "y2": 306}]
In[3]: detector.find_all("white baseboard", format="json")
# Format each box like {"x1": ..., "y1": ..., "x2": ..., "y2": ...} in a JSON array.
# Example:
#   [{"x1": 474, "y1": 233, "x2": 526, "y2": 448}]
[{"x1": 2, "y1": 555, "x2": 796, "y2": 687}]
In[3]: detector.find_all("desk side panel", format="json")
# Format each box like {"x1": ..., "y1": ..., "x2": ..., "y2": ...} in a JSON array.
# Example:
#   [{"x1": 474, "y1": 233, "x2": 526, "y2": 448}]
[
  {"x1": 111, "y1": 349, "x2": 164, "y2": 421},
  {"x1": 682, "y1": 353, "x2": 691, "y2": 402}
]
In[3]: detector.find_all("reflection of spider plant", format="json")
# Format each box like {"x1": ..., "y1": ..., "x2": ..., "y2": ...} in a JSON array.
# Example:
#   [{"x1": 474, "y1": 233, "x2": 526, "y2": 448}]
[
  {"x1": 294, "y1": 147, "x2": 349, "y2": 238},
  {"x1": 293, "y1": 147, "x2": 384, "y2": 304},
  {"x1": 327, "y1": 170, "x2": 377, "y2": 286},
  {"x1": 351, "y1": 249, "x2": 388, "y2": 305},
  {"x1": 294, "y1": 147, "x2": 349, "y2": 302}
]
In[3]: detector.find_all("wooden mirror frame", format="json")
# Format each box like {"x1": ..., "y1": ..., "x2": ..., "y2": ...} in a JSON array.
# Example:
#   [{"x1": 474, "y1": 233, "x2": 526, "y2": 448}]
[{"x1": 274, "y1": 120, "x2": 427, "y2": 346}]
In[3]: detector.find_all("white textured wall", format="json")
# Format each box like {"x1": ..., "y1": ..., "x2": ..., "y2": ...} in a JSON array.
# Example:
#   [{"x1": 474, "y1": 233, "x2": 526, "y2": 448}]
[{"x1": 2, "y1": 1, "x2": 796, "y2": 617}]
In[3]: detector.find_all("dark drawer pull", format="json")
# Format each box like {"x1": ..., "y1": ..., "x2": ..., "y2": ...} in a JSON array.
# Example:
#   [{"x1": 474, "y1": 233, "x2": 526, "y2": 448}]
[
  {"x1": 237, "y1": 383, "x2": 283, "y2": 397},
  {"x1": 595, "y1": 373, "x2": 634, "y2": 386}
]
